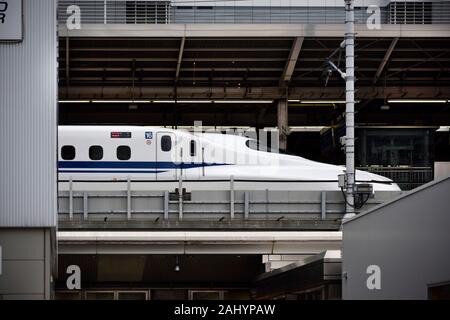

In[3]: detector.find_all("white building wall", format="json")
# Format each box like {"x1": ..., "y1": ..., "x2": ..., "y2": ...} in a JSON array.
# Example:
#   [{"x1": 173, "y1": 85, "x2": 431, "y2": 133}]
[
  {"x1": 342, "y1": 177, "x2": 450, "y2": 299},
  {"x1": 0, "y1": 0, "x2": 57, "y2": 227}
]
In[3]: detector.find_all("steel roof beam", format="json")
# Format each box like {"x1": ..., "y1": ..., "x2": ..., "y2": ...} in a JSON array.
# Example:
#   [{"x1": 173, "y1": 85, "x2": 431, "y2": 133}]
[
  {"x1": 373, "y1": 37, "x2": 399, "y2": 84},
  {"x1": 65, "y1": 57, "x2": 288, "y2": 62},
  {"x1": 62, "y1": 57, "x2": 450, "y2": 63},
  {"x1": 59, "y1": 86, "x2": 450, "y2": 100},
  {"x1": 281, "y1": 37, "x2": 304, "y2": 84},
  {"x1": 61, "y1": 67, "x2": 285, "y2": 72},
  {"x1": 175, "y1": 37, "x2": 185, "y2": 84},
  {"x1": 58, "y1": 24, "x2": 450, "y2": 38},
  {"x1": 58, "y1": 47, "x2": 290, "y2": 52}
]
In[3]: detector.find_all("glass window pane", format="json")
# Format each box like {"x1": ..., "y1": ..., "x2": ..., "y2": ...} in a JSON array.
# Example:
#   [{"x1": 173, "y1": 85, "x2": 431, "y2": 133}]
[
  {"x1": 152, "y1": 289, "x2": 187, "y2": 300},
  {"x1": 190, "y1": 140, "x2": 196, "y2": 156},
  {"x1": 85, "y1": 292, "x2": 115, "y2": 300},
  {"x1": 117, "y1": 145, "x2": 131, "y2": 160},
  {"x1": 117, "y1": 292, "x2": 147, "y2": 300},
  {"x1": 55, "y1": 291, "x2": 81, "y2": 300},
  {"x1": 161, "y1": 135, "x2": 172, "y2": 152},
  {"x1": 89, "y1": 145, "x2": 103, "y2": 160},
  {"x1": 61, "y1": 145, "x2": 76, "y2": 160},
  {"x1": 191, "y1": 291, "x2": 222, "y2": 300}
]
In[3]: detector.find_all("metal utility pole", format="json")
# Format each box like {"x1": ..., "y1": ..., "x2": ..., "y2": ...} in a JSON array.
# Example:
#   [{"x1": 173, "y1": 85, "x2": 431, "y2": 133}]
[{"x1": 344, "y1": 0, "x2": 355, "y2": 219}]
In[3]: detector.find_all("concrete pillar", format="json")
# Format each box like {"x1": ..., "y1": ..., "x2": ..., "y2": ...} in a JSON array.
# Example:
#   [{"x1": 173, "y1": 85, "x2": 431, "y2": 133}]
[
  {"x1": 0, "y1": 228, "x2": 54, "y2": 299},
  {"x1": 277, "y1": 98, "x2": 289, "y2": 151}
]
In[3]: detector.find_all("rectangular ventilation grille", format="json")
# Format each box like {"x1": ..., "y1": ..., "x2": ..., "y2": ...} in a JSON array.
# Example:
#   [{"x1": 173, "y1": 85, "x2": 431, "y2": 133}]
[
  {"x1": 125, "y1": 1, "x2": 170, "y2": 24},
  {"x1": 389, "y1": 1, "x2": 432, "y2": 24}
]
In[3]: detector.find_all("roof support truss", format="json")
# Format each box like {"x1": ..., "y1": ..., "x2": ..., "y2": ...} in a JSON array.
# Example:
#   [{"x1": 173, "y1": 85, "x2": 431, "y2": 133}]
[
  {"x1": 373, "y1": 37, "x2": 398, "y2": 84},
  {"x1": 281, "y1": 37, "x2": 304, "y2": 84},
  {"x1": 175, "y1": 37, "x2": 186, "y2": 84}
]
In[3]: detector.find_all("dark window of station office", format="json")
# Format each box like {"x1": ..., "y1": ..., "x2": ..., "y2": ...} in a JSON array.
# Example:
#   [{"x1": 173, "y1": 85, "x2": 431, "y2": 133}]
[
  {"x1": 356, "y1": 128, "x2": 434, "y2": 190},
  {"x1": 428, "y1": 282, "x2": 450, "y2": 300},
  {"x1": 357, "y1": 129, "x2": 433, "y2": 167}
]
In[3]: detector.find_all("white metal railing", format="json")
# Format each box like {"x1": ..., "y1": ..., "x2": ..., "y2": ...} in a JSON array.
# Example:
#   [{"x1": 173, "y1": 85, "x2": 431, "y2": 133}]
[
  {"x1": 57, "y1": 0, "x2": 450, "y2": 25},
  {"x1": 358, "y1": 166, "x2": 433, "y2": 191},
  {"x1": 58, "y1": 179, "x2": 401, "y2": 223}
]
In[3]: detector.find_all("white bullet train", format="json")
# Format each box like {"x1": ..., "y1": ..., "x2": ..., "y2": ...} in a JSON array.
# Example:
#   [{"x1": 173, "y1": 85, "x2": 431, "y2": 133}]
[{"x1": 58, "y1": 126, "x2": 400, "y2": 191}]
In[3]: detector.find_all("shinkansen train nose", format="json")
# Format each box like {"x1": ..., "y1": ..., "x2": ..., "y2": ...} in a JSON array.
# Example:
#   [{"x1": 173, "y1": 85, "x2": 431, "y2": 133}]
[
  {"x1": 355, "y1": 169, "x2": 401, "y2": 191},
  {"x1": 355, "y1": 169, "x2": 391, "y2": 182}
]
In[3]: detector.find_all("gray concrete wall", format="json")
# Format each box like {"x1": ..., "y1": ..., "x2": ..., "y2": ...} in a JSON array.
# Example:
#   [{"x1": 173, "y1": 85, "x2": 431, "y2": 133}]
[
  {"x1": 0, "y1": 229, "x2": 53, "y2": 300},
  {"x1": 342, "y1": 177, "x2": 450, "y2": 299}
]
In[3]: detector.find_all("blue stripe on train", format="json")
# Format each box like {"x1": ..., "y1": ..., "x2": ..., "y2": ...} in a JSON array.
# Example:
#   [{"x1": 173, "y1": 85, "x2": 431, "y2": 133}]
[
  {"x1": 58, "y1": 161, "x2": 227, "y2": 169},
  {"x1": 59, "y1": 170, "x2": 167, "y2": 174}
]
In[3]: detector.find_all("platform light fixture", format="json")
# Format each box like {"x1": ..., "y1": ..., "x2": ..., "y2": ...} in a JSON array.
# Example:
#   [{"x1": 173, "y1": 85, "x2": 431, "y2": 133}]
[
  {"x1": 59, "y1": 100, "x2": 90, "y2": 103},
  {"x1": 176, "y1": 100, "x2": 212, "y2": 103},
  {"x1": 300, "y1": 100, "x2": 346, "y2": 104},
  {"x1": 387, "y1": 99, "x2": 448, "y2": 104},
  {"x1": 436, "y1": 126, "x2": 450, "y2": 132},
  {"x1": 174, "y1": 256, "x2": 180, "y2": 272},
  {"x1": 213, "y1": 100, "x2": 273, "y2": 104},
  {"x1": 91, "y1": 100, "x2": 151, "y2": 103},
  {"x1": 289, "y1": 126, "x2": 328, "y2": 132},
  {"x1": 298, "y1": 100, "x2": 360, "y2": 104}
]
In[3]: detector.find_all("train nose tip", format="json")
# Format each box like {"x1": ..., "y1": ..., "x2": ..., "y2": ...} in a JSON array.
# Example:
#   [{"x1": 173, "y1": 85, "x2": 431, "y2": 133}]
[{"x1": 367, "y1": 172, "x2": 401, "y2": 191}]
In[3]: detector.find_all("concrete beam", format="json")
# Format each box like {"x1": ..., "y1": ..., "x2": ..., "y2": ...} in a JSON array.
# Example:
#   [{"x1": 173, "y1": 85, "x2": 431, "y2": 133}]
[
  {"x1": 58, "y1": 24, "x2": 450, "y2": 38},
  {"x1": 373, "y1": 37, "x2": 399, "y2": 84},
  {"x1": 57, "y1": 231, "x2": 342, "y2": 255},
  {"x1": 282, "y1": 37, "x2": 303, "y2": 84},
  {"x1": 59, "y1": 86, "x2": 450, "y2": 100}
]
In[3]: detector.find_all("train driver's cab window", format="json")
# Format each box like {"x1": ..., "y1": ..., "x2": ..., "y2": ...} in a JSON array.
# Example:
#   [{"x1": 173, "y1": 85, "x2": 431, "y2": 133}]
[
  {"x1": 190, "y1": 140, "x2": 196, "y2": 156},
  {"x1": 117, "y1": 146, "x2": 131, "y2": 160},
  {"x1": 161, "y1": 135, "x2": 172, "y2": 152},
  {"x1": 61, "y1": 145, "x2": 76, "y2": 160},
  {"x1": 89, "y1": 145, "x2": 103, "y2": 160}
]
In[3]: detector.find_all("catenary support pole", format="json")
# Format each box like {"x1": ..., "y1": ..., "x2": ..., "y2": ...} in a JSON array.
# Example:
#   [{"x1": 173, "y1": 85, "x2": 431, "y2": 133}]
[{"x1": 344, "y1": 0, "x2": 356, "y2": 219}]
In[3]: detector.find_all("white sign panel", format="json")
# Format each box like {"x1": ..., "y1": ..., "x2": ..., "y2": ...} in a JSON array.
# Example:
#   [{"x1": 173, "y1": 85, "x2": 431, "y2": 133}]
[{"x1": 0, "y1": 0, "x2": 22, "y2": 41}]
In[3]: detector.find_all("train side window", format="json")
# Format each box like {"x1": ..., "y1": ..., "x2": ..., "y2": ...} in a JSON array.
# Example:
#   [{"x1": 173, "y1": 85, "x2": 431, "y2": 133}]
[
  {"x1": 190, "y1": 140, "x2": 196, "y2": 156},
  {"x1": 161, "y1": 135, "x2": 172, "y2": 152},
  {"x1": 89, "y1": 145, "x2": 103, "y2": 160},
  {"x1": 117, "y1": 146, "x2": 131, "y2": 160},
  {"x1": 61, "y1": 145, "x2": 76, "y2": 160}
]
